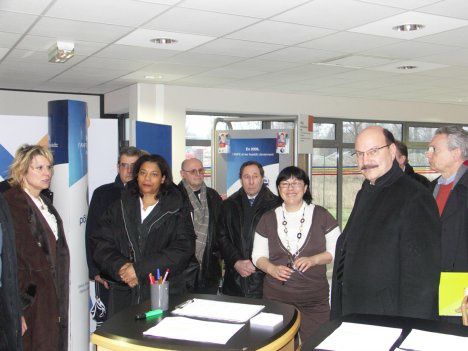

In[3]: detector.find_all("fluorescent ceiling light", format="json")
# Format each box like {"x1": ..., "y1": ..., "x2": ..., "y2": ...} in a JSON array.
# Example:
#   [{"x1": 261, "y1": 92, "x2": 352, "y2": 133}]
[{"x1": 48, "y1": 41, "x2": 74, "y2": 63}]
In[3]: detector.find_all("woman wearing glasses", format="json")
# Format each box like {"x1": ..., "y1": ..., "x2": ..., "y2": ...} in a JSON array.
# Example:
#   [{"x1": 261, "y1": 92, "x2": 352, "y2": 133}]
[
  {"x1": 252, "y1": 166, "x2": 340, "y2": 341},
  {"x1": 91, "y1": 154, "x2": 195, "y2": 317},
  {"x1": 3, "y1": 145, "x2": 69, "y2": 351}
]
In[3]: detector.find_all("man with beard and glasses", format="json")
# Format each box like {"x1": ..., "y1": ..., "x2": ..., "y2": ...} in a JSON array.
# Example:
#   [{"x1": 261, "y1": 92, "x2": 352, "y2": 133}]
[{"x1": 331, "y1": 126, "x2": 441, "y2": 320}]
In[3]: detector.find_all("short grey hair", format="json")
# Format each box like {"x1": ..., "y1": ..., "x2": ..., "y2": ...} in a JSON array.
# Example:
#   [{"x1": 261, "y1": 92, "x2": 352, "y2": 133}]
[
  {"x1": 435, "y1": 125, "x2": 468, "y2": 160},
  {"x1": 118, "y1": 146, "x2": 144, "y2": 163}
]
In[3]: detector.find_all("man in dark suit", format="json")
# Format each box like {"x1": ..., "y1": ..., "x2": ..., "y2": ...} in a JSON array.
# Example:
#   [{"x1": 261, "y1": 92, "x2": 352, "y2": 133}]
[
  {"x1": 86, "y1": 146, "x2": 144, "y2": 322},
  {"x1": 427, "y1": 126, "x2": 467, "y2": 324},
  {"x1": 219, "y1": 161, "x2": 280, "y2": 298},
  {"x1": 178, "y1": 158, "x2": 223, "y2": 294},
  {"x1": 331, "y1": 126, "x2": 441, "y2": 320},
  {"x1": 395, "y1": 140, "x2": 431, "y2": 188}
]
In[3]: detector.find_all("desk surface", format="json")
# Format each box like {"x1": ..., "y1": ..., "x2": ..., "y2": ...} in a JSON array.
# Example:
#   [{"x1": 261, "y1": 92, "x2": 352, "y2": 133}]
[
  {"x1": 92, "y1": 294, "x2": 300, "y2": 351},
  {"x1": 302, "y1": 314, "x2": 468, "y2": 351}
]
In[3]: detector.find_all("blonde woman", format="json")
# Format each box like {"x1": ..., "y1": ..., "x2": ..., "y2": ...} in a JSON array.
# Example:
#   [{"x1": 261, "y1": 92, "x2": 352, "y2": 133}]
[{"x1": 4, "y1": 145, "x2": 69, "y2": 351}]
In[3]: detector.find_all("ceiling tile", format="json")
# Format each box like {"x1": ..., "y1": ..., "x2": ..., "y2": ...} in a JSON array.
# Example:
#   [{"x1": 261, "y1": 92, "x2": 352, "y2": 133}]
[
  {"x1": 17, "y1": 35, "x2": 107, "y2": 55},
  {"x1": 179, "y1": 0, "x2": 310, "y2": 18},
  {"x1": 139, "y1": 62, "x2": 208, "y2": 75},
  {"x1": 320, "y1": 55, "x2": 395, "y2": 68},
  {"x1": 120, "y1": 70, "x2": 187, "y2": 82},
  {"x1": 192, "y1": 38, "x2": 284, "y2": 57},
  {"x1": 95, "y1": 44, "x2": 177, "y2": 61},
  {"x1": 415, "y1": 26, "x2": 468, "y2": 49},
  {"x1": 357, "y1": 0, "x2": 441, "y2": 10},
  {"x1": 411, "y1": 65, "x2": 468, "y2": 79},
  {"x1": 259, "y1": 46, "x2": 345, "y2": 64},
  {"x1": 0, "y1": 0, "x2": 53, "y2": 15},
  {"x1": 226, "y1": 20, "x2": 335, "y2": 45},
  {"x1": 170, "y1": 76, "x2": 235, "y2": 87},
  {"x1": 349, "y1": 11, "x2": 468, "y2": 40},
  {"x1": 419, "y1": 0, "x2": 468, "y2": 20},
  {"x1": 362, "y1": 41, "x2": 460, "y2": 59},
  {"x1": 34, "y1": 81, "x2": 95, "y2": 92},
  {"x1": 76, "y1": 56, "x2": 150, "y2": 71},
  {"x1": 116, "y1": 28, "x2": 215, "y2": 51},
  {"x1": 134, "y1": 0, "x2": 184, "y2": 5},
  {"x1": 85, "y1": 81, "x2": 132, "y2": 94},
  {"x1": 4, "y1": 48, "x2": 86, "y2": 66},
  {"x1": 225, "y1": 58, "x2": 302, "y2": 72},
  {"x1": 194, "y1": 67, "x2": 264, "y2": 79},
  {"x1": 161, "y1": 52, "x2": 243, "y2": 68},
  {"x1": 144, "y1": 7, "x2": 258, "y2": 36},
  {"x1": 299, "y1": 32, "x2": 401, "y2": 53},
  {"x1": 272, "y1": 0, "x2": 404, "y2": 30},
  {"x1": 418, "y1": 48, "x2": 468, "y2": 66},
  {"x1": 30, "y1": 17, "x2": 132, "y2": 43},
  {"x1": 46, "y1": 0, "x2": 169, "y2": 26},
  {"x1": 0, "y1": 31, "x2": 20, "y2": 48},
  {"x1": 0, "y1": 47, "x2": 9, "y2": 60},
  {"x1": 0, "y1": 10, "x2": 38, "y2": 34},
  {"x1": 368, "y1": 60, "x2": 449, "y2": 73}
]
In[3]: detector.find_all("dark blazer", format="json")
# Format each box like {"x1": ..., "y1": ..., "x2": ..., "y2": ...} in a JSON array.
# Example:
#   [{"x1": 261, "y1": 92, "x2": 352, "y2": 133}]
[
  {"x1": 4, "y1": 186, "x2": 69, "y2": 351},
  {"x1": 432, "y1": 168, "x2": 468, "y2": 272},
  {"x1": 85, "y1": 175, "x2": 125, "y2": 279},
  {"x1": 219, "y1": 186, "x2": 280, "y2": 298},
  {"x1": 404, "y1": 163, "x2": 431, "y2": 188},
  {"x1": 0, "y1": 193, "x2": 22, "y2": 351},
  {"x1": 331, "y1": 163, "x2": 441, "y2": 321},
  {"x1": 91, "y1": 184, "x2": 195, "y2": 316},
  {"x1": 177, "y1": 182, "x2": 223, "y2": 292}
]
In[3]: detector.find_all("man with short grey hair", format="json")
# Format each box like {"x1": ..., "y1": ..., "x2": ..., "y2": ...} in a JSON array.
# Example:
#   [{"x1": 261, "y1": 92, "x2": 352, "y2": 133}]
[{"x1": 427, "y1": 126, "x2": 467, "y2": 277}]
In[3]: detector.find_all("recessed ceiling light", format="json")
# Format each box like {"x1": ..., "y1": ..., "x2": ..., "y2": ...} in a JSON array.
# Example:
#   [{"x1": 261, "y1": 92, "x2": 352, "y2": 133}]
[
  {"x1": 145, "y1": 75, "x2": 163, "y2": 80},
  {"x1": 150, "y1": 38, "x2": 178, "y2": 45},
  {"x1": 397, "y1": 65, "x2": 417, "y2": 70},
  {"x1": 48, "y1": 41, "x2": 75, "y2": 63},
  {"x1": 392, "y1": 23, "x2": 425, "y2": 32}
]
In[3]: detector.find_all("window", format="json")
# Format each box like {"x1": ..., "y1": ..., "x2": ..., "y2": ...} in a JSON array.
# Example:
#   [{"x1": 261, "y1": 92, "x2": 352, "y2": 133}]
[
  {"x1": 313, "y1": 123, "x2": 335, "y2": 140},
  {"x1": 408, "y1": 127, "x2": 438, "y2": 142},
  {"x1": 311, "y1": 148, "x2": 338, "y2": 218},
  {"x1": 343, "y1": 122, "x2": 402, "y2": 143}
]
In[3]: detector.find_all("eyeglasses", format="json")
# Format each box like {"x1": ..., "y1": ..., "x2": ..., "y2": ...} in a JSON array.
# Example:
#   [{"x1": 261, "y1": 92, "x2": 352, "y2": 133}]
[
  {"x1": 279, "y1": 181, "x2": 304, "y2": 189},
  {"x1": 183, "y1": 168, "x2": 205, "y2": 176},
  {"x1": 426, "y1": 146, "x2": 437, "y2": 154},
  {"x1": 352, "y1": 144, "x2": 390, "y2": 159},
  {"x1": 30, "y1": 165, "x2": 53, "y2": 173},
  {"x1": 119, "y1": 162, "x2": 135, "y2": 170}
]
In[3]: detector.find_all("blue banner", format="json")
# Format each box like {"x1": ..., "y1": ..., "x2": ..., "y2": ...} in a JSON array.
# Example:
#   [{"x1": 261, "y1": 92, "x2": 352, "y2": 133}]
[
  {"x1": 227, "y1": 138, "x2": 278, "y2": 193},
  {"x1": 136, "y1": 121, "x2": 172, "y2": 167}
]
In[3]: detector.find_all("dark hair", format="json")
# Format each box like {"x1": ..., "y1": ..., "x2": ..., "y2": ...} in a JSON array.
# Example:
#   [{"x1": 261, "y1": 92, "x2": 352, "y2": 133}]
[
  {"x1": 129, "y1": 154, "x2": 173, "y2": 199},
  {"x1": 394, "y1": 140, "x2": 408, "y2": 161},
  {"x1": 118, "y1": 146, "x2": 145, "y2": 163},
  {"x1": 239, "y1": 160, "x2": 264, "y2": 179},
  {"x1": 383, "y1": 128, "x2": 396, "y2": 145},
  {"x1": 276, "y1": 166, "x2": 313, "y2": 205}
]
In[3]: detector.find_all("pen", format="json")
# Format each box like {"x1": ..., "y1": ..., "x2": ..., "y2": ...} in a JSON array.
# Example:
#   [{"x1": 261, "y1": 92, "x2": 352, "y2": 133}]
[
  {"x1": 174, "y1": 299, "x2": 195, "y2": 310},
  {"x1": 161, "y1": 268, "x2": 170, "y2": 284},
  {"x1": 135, "y1": 309, "x2": 163, "y2": 320},
  {"x1": 156, "y1": 268, "x2": 161, "y2": 282}
]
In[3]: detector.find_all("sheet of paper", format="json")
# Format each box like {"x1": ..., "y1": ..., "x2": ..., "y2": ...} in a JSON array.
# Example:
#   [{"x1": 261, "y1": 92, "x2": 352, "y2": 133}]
[
  {"x1": 399, "y1": 329, "x2": 468, "y2": 351},
  {"x1": 171, "y1": 298, "x2": 264, "y2": 323},
  {"x1": 316, "y1": 322, "x2": 402, "y2": 351},
  {"x1": 143, "y1": 316, "x2": 244, "y2": 344}
]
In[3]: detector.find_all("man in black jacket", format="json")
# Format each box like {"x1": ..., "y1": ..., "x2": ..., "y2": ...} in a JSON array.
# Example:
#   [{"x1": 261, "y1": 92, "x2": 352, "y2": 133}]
[
  {"x1": 331, "y1": 127, "x2": 441, "y2": 320},
  {"x1": 178, "y1": 158, "x2": 223, "y2": 294},
  {"x1": 395, "y1": 140, "x2": 431, "y2": 188},
  {"x1": 85, "y1": 146, "x2": 144, "y2": 322},
  {"x1": 427, "y1": 126, "x2": 467, "y2": 324},
  {"x1": 219, "y1": 161, "x2": 280, "y2": 298},
  {"x1": 0, "y1": 193, "x2": 22, "y2": 351}
]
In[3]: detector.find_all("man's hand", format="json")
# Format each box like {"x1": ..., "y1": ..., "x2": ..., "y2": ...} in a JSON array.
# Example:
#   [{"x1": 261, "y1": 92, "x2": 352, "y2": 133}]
[
  {"x1": 21, "y1": 316, "x2": 27, "y2": 336},
  {"x1": 94, "y1": 274, "x2": 109, "y2": 289},
  {"x1": 119, "y1": 263, "x2": 139, "y2": 288},
  {"x1": 234, "y1": 260, "x2": 256, "y2": 277}
]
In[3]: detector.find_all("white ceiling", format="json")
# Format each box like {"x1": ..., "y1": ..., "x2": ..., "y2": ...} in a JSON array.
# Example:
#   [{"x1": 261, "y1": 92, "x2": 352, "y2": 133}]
[{"x1": 1, "y1": 0, "x2": 468, "y2": 105}]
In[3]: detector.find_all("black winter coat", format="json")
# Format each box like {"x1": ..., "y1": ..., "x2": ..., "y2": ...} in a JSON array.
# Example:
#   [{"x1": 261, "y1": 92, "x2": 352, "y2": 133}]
[
  {"x1": 177, "y1": 182, "x2": 223, "y2": 292},
  {"x1": 219, "y1": 186, "x2": 280, "y2": 298},
  {"x1": 0, "y1": 193, "x2": 22, "y2": 351},
  {"x1": 331, "y1": 162, "x2": 441, "y2": 321},
  {"x1": 86, "y1": 175, "x2": 125, "y2": 279},
  {"x1": 404, "y1": 163, "x2": 431, "y2": 188},
  {"x1": 91, "y1": 184, "x2": 195, "y2": 316},
  {"x1": 432, "y1": 168, "x2": 468, "y2": 272}
]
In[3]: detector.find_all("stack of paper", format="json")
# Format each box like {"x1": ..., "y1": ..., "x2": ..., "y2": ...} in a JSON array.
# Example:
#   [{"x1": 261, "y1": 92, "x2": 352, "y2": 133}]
[
  {"x1": 399, "y1": 329, "x2": 468, "y2": 351},
  {"x1": 143, "y1": 316, "x2": 244, "y2": 344},
  {"x1": 316, "y1": 322, "x2": 402, "y2": 351},
  {"x1": 250, "y1": 312, "x2": 283, "y2": 329},
  {"x1": 171, "y1": 298, "x2": 264, "y2": 323}
]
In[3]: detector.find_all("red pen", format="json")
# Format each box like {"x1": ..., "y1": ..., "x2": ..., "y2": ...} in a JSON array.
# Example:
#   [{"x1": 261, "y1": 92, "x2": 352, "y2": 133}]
[{"x1": 149, "y1": 273, "x2": 156, "y2": 285}]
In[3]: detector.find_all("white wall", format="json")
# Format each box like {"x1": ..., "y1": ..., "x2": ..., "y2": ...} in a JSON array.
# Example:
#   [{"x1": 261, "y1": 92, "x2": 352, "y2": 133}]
[
  {"x1": 105, "y1": 84, "x2": 468, "y2": 182},
  {"x1": 0, "y1": 90, "x2": 101, "y2": 118}
]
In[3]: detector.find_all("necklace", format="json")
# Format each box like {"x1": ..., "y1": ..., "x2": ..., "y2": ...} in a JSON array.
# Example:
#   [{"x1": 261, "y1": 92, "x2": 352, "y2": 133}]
[{"x1": 281, "y1": 204, "x2": 306, "y2": 256}]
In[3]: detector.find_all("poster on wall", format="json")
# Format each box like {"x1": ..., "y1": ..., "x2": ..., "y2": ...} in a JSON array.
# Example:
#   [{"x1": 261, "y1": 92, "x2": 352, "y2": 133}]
[
  {"x1": 276, "y1": 131, "x2": 290, "y2": 154},
  {"x1": 226, "y1": 138, "x2": 279, "y2": 196},
  {"x1": 218, "y1": 132, "x2": 230, "y2": 153}
]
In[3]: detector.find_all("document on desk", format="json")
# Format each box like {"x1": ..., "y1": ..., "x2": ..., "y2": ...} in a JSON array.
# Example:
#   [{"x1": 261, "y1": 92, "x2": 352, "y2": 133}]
[
  {"x1": 171, "y1": 298, "x2": 264, "y2": 323},
  {"x1": 399, "y1": 329, "x2": 468, "y2": 351},
  {"x1": 143, "y1": 316, "x2": 244, "y2": 344},
  {"x1": 316, "y1": 322, "x2": 402, "y2": 351}
]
